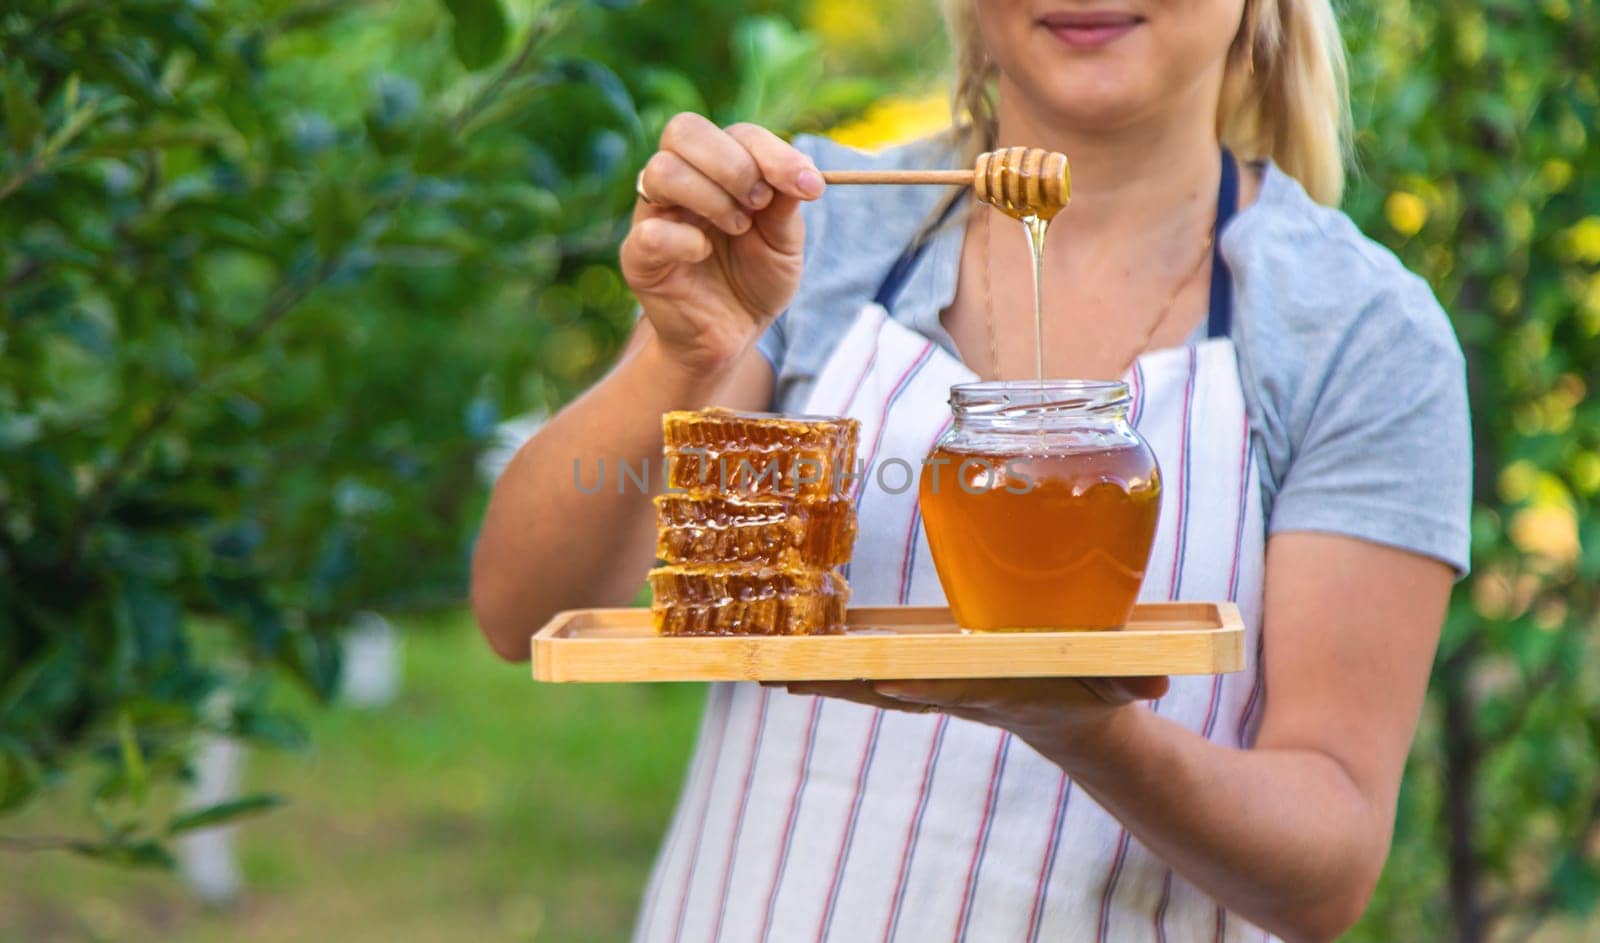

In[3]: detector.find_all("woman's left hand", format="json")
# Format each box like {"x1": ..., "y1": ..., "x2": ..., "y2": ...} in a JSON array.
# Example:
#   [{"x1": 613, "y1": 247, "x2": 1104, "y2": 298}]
[
  {"x1": 774, "y1": 675, "x2": 1168, "y2": 754},
  {"x1": 775, "y1": 537, "x2": 1454, "y2": 943}
]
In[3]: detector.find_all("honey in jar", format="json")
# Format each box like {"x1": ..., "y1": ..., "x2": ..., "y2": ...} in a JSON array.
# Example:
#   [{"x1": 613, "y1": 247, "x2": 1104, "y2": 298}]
[{"x1": 918, "y1": 381, "x2": 1160, "y2": 631}]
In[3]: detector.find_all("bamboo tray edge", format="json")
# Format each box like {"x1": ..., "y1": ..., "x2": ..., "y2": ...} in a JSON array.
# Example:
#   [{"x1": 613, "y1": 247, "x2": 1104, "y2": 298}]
[{"x1": 530, "y1": 602, "x2": 1243, "y2": 683}]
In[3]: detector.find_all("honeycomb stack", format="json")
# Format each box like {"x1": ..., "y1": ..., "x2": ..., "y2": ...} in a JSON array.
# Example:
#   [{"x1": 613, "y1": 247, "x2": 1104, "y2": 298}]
[{"x1": 650, "y1": 408, "x2": 860, "y2": 635}]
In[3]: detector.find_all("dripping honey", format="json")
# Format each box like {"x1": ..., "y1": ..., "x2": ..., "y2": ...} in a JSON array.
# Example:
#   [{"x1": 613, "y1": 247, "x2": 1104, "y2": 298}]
[
  {"x1": 918, "y1": 444, "x2": 1161, "y2": 631},
  {"x1": 919, "y1": 147, "x2": 1166, "y2": 630},
  {"x1": 1023, "y1": 214, "x2": 1047, "y2": 382},
  {"x1": 978, "y1": 145, "x2": 1065, "y2": 384}
]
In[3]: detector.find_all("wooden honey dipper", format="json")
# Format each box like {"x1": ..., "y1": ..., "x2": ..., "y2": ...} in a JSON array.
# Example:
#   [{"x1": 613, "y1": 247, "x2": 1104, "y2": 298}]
[{"x1": 822, "y1": 146, "x2": 1071, "y2": 220}]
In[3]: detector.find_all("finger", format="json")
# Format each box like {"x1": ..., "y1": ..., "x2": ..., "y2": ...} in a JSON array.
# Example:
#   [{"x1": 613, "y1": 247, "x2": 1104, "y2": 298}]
[
  {"x1": 785, "y1": 681, "x2": 876, "y2": 699},
  {"x1": 724, "y1": 123, "x2": 825, "y2": 203},
  {"x1": 724, "y1": 124, "x2": 817, "y2": 258},
  {"x1": 1075, "y1": 679, "x2": 1121, "y2": 705},
  {"x1": 619, "y1": 217, "x2": 713, "y2": 287},
  {"x1": 1077, "y1": 676, "x2": 1166, "y2": 705},
  {"x1": 1115, "y1": 675, "x2": 1170, "y2": 701},
  {"x1": 784, "y1": 682, "x2": 931, "y2": 714},
  {"x1": 875, "y1": 679, "x2": 985, "y2": 709},
  {"x1": 660, "y1": 112, "x2": 768, "y2": 212},
  {"x1": 639, "y1": 151, "x2": 752, "y2": 236}
]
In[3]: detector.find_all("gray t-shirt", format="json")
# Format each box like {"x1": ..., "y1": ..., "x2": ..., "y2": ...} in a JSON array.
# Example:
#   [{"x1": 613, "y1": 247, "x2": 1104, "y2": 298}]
[{"x1": 757, "y1": 133, "x2": 1472, "y2": 575}]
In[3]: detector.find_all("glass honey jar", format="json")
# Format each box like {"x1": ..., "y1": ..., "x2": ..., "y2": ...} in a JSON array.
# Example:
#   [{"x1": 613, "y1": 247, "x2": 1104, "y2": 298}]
[{"x1": 918, "y1": 381, "x2": 1161, "y2": 631}]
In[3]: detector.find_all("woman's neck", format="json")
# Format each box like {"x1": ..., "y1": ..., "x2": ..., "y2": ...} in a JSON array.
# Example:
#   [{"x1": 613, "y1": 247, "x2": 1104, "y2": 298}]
[{"x1": 992, "y1": 76, "x2": 1222, "y2": 240}]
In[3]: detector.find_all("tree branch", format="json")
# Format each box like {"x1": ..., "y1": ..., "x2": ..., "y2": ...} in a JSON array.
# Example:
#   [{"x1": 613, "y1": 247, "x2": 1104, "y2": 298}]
[
  {"x1": 1441, "y1": 673, "x2": 1489, "y2": 943},
  {"x1": 0, "y1": 154, "x2": 46, "y2": 204},
  {"x1": 58, "y1": 256, "x2": 341, "y2": 574},
  {"x1": 450, "y1": 7, "x2": 561, "y2": 135}
]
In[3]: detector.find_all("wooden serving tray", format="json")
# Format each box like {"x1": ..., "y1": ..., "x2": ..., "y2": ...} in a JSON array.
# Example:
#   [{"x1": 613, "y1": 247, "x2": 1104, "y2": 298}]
[{"x1": 531, "y1": 602, "x2": 1243, "y2": 683}]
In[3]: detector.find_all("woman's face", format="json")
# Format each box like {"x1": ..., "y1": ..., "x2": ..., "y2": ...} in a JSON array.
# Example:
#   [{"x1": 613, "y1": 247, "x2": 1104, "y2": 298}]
[{"x1": 976, "y1": 0, "x2": 1248, "y2": 132}]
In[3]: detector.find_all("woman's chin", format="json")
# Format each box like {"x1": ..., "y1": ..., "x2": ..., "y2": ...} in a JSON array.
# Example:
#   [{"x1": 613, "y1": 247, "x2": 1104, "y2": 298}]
[
  {"x1": 1004, "y1": 64, "x2": 1157, "y2": 133},
  {"x1": 1034, "y1": 90, "x2": 1155, "y2": 134}
]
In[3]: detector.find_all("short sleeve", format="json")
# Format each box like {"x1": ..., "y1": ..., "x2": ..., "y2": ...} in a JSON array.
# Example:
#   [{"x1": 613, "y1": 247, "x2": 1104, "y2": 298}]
[
  {"x1": 754, "y1": 309, "x2": 787, "y2": 374},
  {"x1": 1268, "y1": 280, "x2": 1473, "y2": 576}
]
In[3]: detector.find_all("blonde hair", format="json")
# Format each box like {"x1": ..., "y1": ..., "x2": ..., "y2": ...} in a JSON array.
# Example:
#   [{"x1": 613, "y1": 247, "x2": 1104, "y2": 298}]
[{"x1": 939, "y1": 0, "x2": 1352, "y2": 206}]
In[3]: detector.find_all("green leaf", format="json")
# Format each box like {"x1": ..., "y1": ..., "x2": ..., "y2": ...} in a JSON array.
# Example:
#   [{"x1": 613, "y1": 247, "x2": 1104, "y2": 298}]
[
  {"x1": 118, "y1": 575, "x2": 185, "y2": 667},
  {"x1": 803, "y1": 77, "x2": 883, "y2": 118},
  {"x1": 1579, "y1": 515, "x2": 1600, "y2": 581},
  {"x1": 309, "y1": 526, "x2": 356, "y2": 608},
  {"x1": 1551, "y1": 854, "x2": 1600, "y2": 914},
  {"x1": 1508, "y1": 617, "x2": 1558, "y2": 674},
  {"x1": 232, "y1": 706, "x2": 309, "y2": 751},
  {"x1": 42, "y1": 96, "x2": 99, "y2": 160},
  {"x1": 309, "y1": 178, "x2": 371, "y2": 258},
  {"x1": 281, "y1": 631, "x2": 342, "y2": 703},
  {"x1": 71, "y1": 839, "x2": 176, "y2": 871},
  {"x1": 546, "y1": 59, "x2": 643, "y2": 146},
  {"x1": 0, "y1": 737, "x2": 39, "y2": 815},
  {"x1": 0, "y1": 413, "x2": 43, "y2": 450},
  {"x1": 724, "y1": 16, "x2": 823, "y2": 129},
  {"x1": 442, "y1": 0, "x2": 508, "y2": 71},
  {"x1": 365, "y1": 73, "x2": 422, "y2": 155},
  {"x1": 637, "y1": 68, "x2": 706, "y2": 116},
  {"x1": 2, "y1": 64, "x2": 43, "y2": 157},
  {"x1": 0, "y1": 645, "x2": 79, "y2": 728},
  {"x1": 167, "y1": 793, "x2": 284, "y2": 835},
  {"x1": 117, "y1": 711, "x2": 149, "y2": 805}
]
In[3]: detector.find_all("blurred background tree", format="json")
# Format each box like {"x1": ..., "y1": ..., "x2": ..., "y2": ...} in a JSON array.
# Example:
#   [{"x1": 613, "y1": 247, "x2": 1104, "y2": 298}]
[
  {"x1": 1, "y1": 0, "x2": 1596, "y2": 940},
  {"x1": 0, "y1": 0, "x2": 876, "y2": 866},
  {"x1": 1340, "y1": 2, "x2": 1600, "y2": 941}
]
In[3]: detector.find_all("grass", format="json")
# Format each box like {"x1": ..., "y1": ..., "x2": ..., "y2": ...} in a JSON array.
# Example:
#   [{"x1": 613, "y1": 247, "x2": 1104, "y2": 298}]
[{"x1": 0, "y1": 610, "x2": 707, "y2": 942}]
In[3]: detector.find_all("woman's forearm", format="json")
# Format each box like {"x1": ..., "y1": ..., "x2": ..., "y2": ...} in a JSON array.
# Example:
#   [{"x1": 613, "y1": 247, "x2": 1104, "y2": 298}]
[
  {"x1": 470, "y1": 335, "x2": 762, "y2": 660},
  {"x1": 1030, "y1": 707, "x2": 1386, "y2": 943}
]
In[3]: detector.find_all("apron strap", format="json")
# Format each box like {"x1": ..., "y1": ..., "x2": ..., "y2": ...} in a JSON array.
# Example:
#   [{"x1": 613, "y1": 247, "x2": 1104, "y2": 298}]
[
  {"x1": 871, "y1": 150, "x2": 1240, "y2": 336},
  {"x1": 873, "y1": 192, "x2": 964, "y2": 310},
  {"x1": 1206, "y1": 149, "x2": 1240, "y2": 339}
]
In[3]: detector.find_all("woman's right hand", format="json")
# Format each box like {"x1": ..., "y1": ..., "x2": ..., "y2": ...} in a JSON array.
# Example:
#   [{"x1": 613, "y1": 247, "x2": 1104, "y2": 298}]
[{"x1": 620, "y1": 114, "x2": 825, "y2": 377}]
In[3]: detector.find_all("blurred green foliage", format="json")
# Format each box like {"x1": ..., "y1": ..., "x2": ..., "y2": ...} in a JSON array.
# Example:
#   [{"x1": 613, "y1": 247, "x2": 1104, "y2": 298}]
[
  {"x1": 0, "y1": 611, "x2": 708, "y2": 941},
  {"x1": 0, "y1": 0, "x2": 891, "y2": 866},
  {"x1": 1339, "y1": 2, "x2": 1600, "y2": 940},
  {"x1": 3, "y1": 0, "x2": 1597, "y2": 940}
]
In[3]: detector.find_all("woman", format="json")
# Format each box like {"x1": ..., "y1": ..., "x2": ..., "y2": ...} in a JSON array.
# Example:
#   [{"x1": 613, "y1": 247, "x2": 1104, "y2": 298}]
[{"x1": 473, "y1": 0, "x2": 1471, "y2": 939}]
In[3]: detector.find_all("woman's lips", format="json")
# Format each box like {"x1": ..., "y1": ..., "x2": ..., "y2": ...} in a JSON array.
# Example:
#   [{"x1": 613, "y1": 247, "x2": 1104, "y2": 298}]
[{"x1": 1039, "y1": 11, "x2": 1142, "y2": 50}]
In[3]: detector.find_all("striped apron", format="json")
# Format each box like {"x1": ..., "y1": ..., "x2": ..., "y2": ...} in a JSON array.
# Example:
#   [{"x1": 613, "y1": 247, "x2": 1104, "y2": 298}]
[{"x1": 635, "y1": 155, "x2": 1271, "y2": 943}]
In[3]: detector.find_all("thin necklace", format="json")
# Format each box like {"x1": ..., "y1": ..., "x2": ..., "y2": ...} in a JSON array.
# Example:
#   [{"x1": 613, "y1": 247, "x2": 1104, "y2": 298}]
[{"x1": 979, "y1": 204, "x2": 1215, "y2": 380}]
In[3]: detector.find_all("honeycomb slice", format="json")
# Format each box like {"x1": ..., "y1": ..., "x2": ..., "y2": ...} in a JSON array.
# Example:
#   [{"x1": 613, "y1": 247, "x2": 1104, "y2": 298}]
[
  {"x1": 654, "y1": 493, "x2": 856, "y2": 568},
  {"x1": 663, "y1": 408, "x2": 860, "y2": 498},
  {"x1": 649, "y1": 565, "x2": 850, "y2": 636}
]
